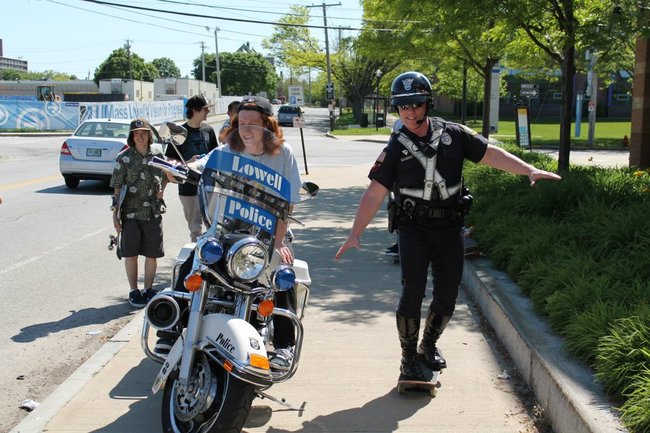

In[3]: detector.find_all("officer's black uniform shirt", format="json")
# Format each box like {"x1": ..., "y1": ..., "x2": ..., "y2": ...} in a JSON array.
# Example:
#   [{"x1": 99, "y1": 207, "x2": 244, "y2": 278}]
[
  {"x1": 165, "y1": 122, "x2": 218, "y2": 196},
  {"x1": 369, "y1": 117, "x2": 489, "y2": 207}
]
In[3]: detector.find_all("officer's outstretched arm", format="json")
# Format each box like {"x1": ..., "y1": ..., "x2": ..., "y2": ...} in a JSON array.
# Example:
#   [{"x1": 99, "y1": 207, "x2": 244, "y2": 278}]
[
  {"x1": 334, "y1": 180, "x2": 389, "y2": 260},
  {"x1": 479, "y1": 144, "x2": 562, "y2": 186}
]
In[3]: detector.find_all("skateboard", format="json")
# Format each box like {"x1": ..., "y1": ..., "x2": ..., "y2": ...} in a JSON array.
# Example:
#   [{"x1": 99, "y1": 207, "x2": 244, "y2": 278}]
[
  {"x1": 397, "y1": 361, "x2": 441, "y2": 397},
  {"x1": 109, "y1": 186, "x2": 127, "y2": 260}
]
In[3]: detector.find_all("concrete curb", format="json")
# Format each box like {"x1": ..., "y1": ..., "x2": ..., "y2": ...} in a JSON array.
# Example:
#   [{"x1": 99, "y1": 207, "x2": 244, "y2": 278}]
[
  {"x1": 462, "y1": 257, "x2": 628, "y2": 433},
  {"x1": 9, "y1": 312, "x2": 144, "y2": 433}
]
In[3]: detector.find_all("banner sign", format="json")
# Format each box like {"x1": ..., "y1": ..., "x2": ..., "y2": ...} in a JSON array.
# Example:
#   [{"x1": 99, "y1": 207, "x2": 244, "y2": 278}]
[
  {"x1": 0, "y1": 100, "x2": 79, "y2": 130},
  {"x1": 204, "y1": 151, "x2": 290, "y2": 235},
  {"x1": 206, "y1": 151, "x2": 290, "y2": 201},
  {"x1": 224, "y1": 196, "x2": 277, "y2": 233},
  {"x1": 80, "y1": 100, "x2": 184, "y2": 124}
]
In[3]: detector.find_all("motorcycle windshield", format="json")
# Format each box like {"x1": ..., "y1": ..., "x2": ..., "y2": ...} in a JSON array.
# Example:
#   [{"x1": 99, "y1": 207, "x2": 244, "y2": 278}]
[{"x1": 198, "y1": 133, "x2": 291, "y2": 251}]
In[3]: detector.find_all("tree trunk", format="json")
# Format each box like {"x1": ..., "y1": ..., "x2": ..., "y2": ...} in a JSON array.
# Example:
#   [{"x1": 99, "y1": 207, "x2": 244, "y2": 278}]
[
  {"x1": 481, "y1": 61, "x2": 496, "y2": 138},
  {"x1": 630, "y1": 37, "x2": 650, "y2": 169},
  {"x1": 558, "y1": 45, "x2": 575, "y2": 172}
]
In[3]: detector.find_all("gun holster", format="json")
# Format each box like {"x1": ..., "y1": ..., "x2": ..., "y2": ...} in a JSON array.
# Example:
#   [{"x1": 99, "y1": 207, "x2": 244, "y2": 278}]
[{"x1": 387, "y1": 197, "x2": 399, "y2": 233}]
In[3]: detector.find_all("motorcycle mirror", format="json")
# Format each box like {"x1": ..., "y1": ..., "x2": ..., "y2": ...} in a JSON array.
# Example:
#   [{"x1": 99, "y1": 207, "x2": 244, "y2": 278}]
[
  {"x1": 159, "y1": 121, "x2": 188, "y2": 145},
  {"x1": 301, "y1": 182, "x2": 319, "y2": 197}
]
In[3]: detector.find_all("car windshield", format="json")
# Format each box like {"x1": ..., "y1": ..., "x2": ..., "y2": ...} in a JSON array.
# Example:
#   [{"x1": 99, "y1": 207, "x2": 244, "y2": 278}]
[
  {"x1": 279, "y1": 106, "x2": 300, "y2": 114},
  {"x1": 75, "y1": 122, "x2": 130, "y2": 139}
]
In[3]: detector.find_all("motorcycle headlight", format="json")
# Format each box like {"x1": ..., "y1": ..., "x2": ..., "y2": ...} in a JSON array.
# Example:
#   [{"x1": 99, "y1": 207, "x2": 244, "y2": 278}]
[
  {"x1": 226, "y1": 237, "x2": 268, "y2": 282},
  {"x1": 272, "y1": 265, "x2": 296, "y2": 291},
  {"x1": 198, "y1": 238, "x2": 224, "y2": 265}
]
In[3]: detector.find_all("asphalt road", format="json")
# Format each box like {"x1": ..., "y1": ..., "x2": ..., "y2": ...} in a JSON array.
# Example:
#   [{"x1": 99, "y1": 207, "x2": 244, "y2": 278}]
[{"x1": 0, "y1": 107, "x2": 386, "y2": 433}]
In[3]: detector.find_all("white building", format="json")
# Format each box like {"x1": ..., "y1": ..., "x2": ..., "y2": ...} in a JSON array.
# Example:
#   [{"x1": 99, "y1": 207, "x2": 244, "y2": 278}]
[
  {"x1": 153, "y1": 78, "x2": 218, "y2": 103},
  {"x1": 98, "y1": 79, "x2": 155, "y2": 101}
]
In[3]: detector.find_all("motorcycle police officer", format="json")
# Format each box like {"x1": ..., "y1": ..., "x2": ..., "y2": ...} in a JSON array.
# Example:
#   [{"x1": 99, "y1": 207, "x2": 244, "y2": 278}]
[{"x1": 335, "y1": 71, "x2": 561, "y2": 381}]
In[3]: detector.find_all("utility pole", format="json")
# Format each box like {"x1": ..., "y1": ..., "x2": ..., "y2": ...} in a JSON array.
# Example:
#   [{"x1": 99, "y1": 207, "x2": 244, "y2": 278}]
[
  {"x1": 308, "y1": 2, "x2": 340, "y2": 132},
  {"x1": 124, "y1": 39, "x2": 133, "y2": 80},
  {"x1": 214, "y1": 28, "x2": 221, "y2": 98},
  {"x1": 200, "y1": 41, "x2": 206, "y2": 94}
]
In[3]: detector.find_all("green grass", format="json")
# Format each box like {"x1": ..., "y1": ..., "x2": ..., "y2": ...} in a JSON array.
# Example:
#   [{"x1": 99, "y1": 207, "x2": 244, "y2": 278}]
[
  {"x1": 331, "y1": 109, "x2": 631, "y2": 148},
  {"x1": 494, "y1": 120, "x2": 631, "y2": 148}
]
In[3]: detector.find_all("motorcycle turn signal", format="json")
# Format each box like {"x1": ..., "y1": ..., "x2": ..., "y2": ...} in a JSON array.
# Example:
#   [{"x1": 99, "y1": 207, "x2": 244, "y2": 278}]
[{"x1": 184, "y1": 273, "x2": 203, "y2": 292}]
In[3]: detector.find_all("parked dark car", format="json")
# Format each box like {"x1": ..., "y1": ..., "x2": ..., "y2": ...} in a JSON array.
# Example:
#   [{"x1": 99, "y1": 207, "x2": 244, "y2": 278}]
[{"x1": 277, "y1": 105, "x2": 302, "y2": 127}]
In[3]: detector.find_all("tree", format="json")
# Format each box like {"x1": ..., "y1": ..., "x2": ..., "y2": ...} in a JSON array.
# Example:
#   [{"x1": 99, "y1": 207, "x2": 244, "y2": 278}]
[
  {"x1": 362, "y1": 0, "x2": 512, "y2": 137},
  {"x1": 0, "y1": 69, "x2": 77, "y2": 81},
  {"x1": 331, "y1": 37, "x2": 400, "y2": 120},
  {"x1": 264, "y1": 7, "x2": 401, "y2": 121},
  {"x1": 193, "y1": 52, "x2": 279, "y2": 96},
  {"x1": 499, "y1": 0, "x2": 623, "y2": 171},
  {"x1": 262, "y1": 6, "x2": 322, "y2": 73},
  {"x1": 151, "y1": 57, "x2": 181, "y2": 78},
  {"x1": 93, "y1": 47, "x2": 159, "y2": 84},
  {"x1": 0, "y1": 69, "x2": 22, "y2": 81}
]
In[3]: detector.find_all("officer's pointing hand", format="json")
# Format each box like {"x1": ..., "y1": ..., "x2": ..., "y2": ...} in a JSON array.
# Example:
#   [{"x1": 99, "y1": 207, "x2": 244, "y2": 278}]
[
  {"x1": 334, "y1": 236, "x2": 360, "y2": 261},
  {"x1": 528, "y1": 169, "x2": 562, "y2": 186}
]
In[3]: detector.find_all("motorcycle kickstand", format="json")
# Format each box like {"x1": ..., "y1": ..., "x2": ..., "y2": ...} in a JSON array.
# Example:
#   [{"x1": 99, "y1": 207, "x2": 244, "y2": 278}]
[{"x1": 256, "y1": 390, "x2": 306, "y2": 416}]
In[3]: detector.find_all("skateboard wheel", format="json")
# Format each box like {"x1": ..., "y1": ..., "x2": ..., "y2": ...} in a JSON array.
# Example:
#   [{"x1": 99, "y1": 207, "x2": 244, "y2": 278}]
[
  {"x1": 397, "y1": 384, "x2": 405, "y2": 394},
  {"x1": 429, "y1": 387, "x2": 437, "y2": 397}
]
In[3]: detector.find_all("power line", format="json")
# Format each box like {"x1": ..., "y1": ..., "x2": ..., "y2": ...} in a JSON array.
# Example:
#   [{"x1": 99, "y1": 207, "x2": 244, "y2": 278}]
[{"x1": 80, "y1": 0, "x2": 397, "y2": 32}]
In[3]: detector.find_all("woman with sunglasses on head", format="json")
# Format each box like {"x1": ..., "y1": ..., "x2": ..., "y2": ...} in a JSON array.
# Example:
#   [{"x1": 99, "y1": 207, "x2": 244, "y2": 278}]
[{"x1": 335, "y1": 71, "x2": 561, "y2": 382}]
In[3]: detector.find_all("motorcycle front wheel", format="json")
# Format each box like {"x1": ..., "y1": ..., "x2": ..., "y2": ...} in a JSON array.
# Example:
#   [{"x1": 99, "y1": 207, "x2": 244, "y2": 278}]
[{"x1": 162, "y1": 353, "x2": 256, "y2": 433}]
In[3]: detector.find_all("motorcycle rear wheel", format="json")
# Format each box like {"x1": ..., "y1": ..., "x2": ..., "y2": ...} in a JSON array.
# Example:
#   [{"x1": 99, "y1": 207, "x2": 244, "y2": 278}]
[{"x1": 162, "y1": 353, "x2": 256, "y2": 433}]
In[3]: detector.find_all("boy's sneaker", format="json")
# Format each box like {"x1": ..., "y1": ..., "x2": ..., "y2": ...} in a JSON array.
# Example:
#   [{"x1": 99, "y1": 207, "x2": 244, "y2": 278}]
[
  {"x1": 142, "y1": 288, "x2": 157, "y2": 303},
  {"x1": 128, "y1": 290, "x2": 146, "y2": 308},
  {"x1": 269, "y1": 347, "x2": 294, "y2": 371}
]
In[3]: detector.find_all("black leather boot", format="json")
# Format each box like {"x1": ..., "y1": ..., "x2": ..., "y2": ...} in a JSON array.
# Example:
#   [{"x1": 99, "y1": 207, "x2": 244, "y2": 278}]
[
  {"x1": 396, "y1": 313, "x2": 425, "y2": 380},
  {"x1": 418, "y1": 308, "x2": 451, "y2": 370}
]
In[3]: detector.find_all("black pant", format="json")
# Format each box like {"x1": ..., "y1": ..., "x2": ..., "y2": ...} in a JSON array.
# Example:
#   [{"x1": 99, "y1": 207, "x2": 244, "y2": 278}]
[
  {"x1": 174, "y1": 251, "x2": 295, "y2": 348},
  {"x1": 396, "y1": 220, "x2": 464, "y2": 318}
]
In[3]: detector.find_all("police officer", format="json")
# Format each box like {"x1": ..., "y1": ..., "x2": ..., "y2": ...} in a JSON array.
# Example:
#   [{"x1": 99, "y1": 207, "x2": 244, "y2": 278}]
[{"x1": 335, "y1": 71, "x2": 561, "y2": 381}]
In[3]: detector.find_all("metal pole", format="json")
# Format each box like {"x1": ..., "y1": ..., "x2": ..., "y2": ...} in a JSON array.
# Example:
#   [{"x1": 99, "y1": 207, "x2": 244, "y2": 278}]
[
  {"x1": 308, "y1": 2, "x2": 340, "y2": 132},
  {"x1": 587, "y1": 51, "x2": 597, "y2": 146},
  {"x1": 323, "y1": 4, "x2": 334, "y2": 131},
  {"x1": 214, "y1": 28, "x2": 222, "y2": 98},
  {"x1": 200, "y1": 42, "x2": 206, "y2": 93},
  {"x1": 375, "y1": 70, "x2": 381, "y2": 131}
]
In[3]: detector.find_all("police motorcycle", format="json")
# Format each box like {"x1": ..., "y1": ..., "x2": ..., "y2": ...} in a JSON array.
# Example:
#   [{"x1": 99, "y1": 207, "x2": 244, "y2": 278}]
[{"x1": 142, "y1": 121, "x2": 317, "y2": 433}]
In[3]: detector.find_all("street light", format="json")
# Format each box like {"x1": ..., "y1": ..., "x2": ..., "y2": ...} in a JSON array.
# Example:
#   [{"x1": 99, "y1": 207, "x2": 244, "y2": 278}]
[
  {"x1": 375, "y1": 68, "x2": 382, "y2": 131},
  {"x1": 206, "y1": 26, "x2": 222, "y2": 98}
]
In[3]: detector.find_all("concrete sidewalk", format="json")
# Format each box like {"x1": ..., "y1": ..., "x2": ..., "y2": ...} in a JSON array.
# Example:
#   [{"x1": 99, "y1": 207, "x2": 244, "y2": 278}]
[{"x1": 10, "y1": 164, "x2": 627, "y2": 433}]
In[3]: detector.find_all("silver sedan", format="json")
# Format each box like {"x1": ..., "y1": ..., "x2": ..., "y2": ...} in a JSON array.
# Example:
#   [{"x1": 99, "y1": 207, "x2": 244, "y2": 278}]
[{"x1": 59, "y1": 118, "x2": 162, "y2": 188}]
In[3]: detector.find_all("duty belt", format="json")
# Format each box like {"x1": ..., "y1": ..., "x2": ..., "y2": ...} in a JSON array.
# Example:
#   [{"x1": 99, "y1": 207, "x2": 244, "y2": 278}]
[
  {"x1": 401, "y1": 197, "x2": 456, "y2": 221},
  {"x1": 412, "y1": 206, "x2": 455, "y2": 219}
]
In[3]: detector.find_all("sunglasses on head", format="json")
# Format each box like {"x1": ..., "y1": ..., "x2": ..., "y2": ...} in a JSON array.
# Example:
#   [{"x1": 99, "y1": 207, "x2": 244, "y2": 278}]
[{"x1": 398, "y1": 102, "x2": 425, "y2": 110}]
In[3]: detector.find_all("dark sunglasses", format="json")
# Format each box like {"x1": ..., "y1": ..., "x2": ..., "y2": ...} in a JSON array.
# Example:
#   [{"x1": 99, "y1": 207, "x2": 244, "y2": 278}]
[{"x1": 398, "y1": 102, "x2": 425, "y2": 110}]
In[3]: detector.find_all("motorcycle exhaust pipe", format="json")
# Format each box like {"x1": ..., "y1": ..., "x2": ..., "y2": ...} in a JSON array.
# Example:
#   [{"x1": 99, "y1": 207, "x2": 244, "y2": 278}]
[{"x1": 145, "y1": 294, "x2": 180, "y2": 331}]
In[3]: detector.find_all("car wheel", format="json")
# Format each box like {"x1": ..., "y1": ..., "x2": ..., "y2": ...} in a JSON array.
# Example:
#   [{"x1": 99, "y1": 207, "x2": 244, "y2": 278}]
[{"x1": 64, "y1": 175, "x2": 80, "y2": 188}]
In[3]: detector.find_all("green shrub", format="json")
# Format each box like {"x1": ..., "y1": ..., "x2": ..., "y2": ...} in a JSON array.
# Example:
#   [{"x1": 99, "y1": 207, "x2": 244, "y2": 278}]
[
  {"x1": 595, "y1": 314, "x2": 650, "y2": 396},
  {"x1": 465, "y1": 150, "x2": 650, "y2": 433},
  {"x1": 620, "y1": 367, "x2": 650, "y2": 433}
]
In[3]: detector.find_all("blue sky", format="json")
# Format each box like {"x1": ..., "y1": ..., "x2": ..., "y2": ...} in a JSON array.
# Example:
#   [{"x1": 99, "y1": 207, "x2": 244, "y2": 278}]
[{"x1": 4, "y1": 0, "x2": 364, "y2": 79}]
